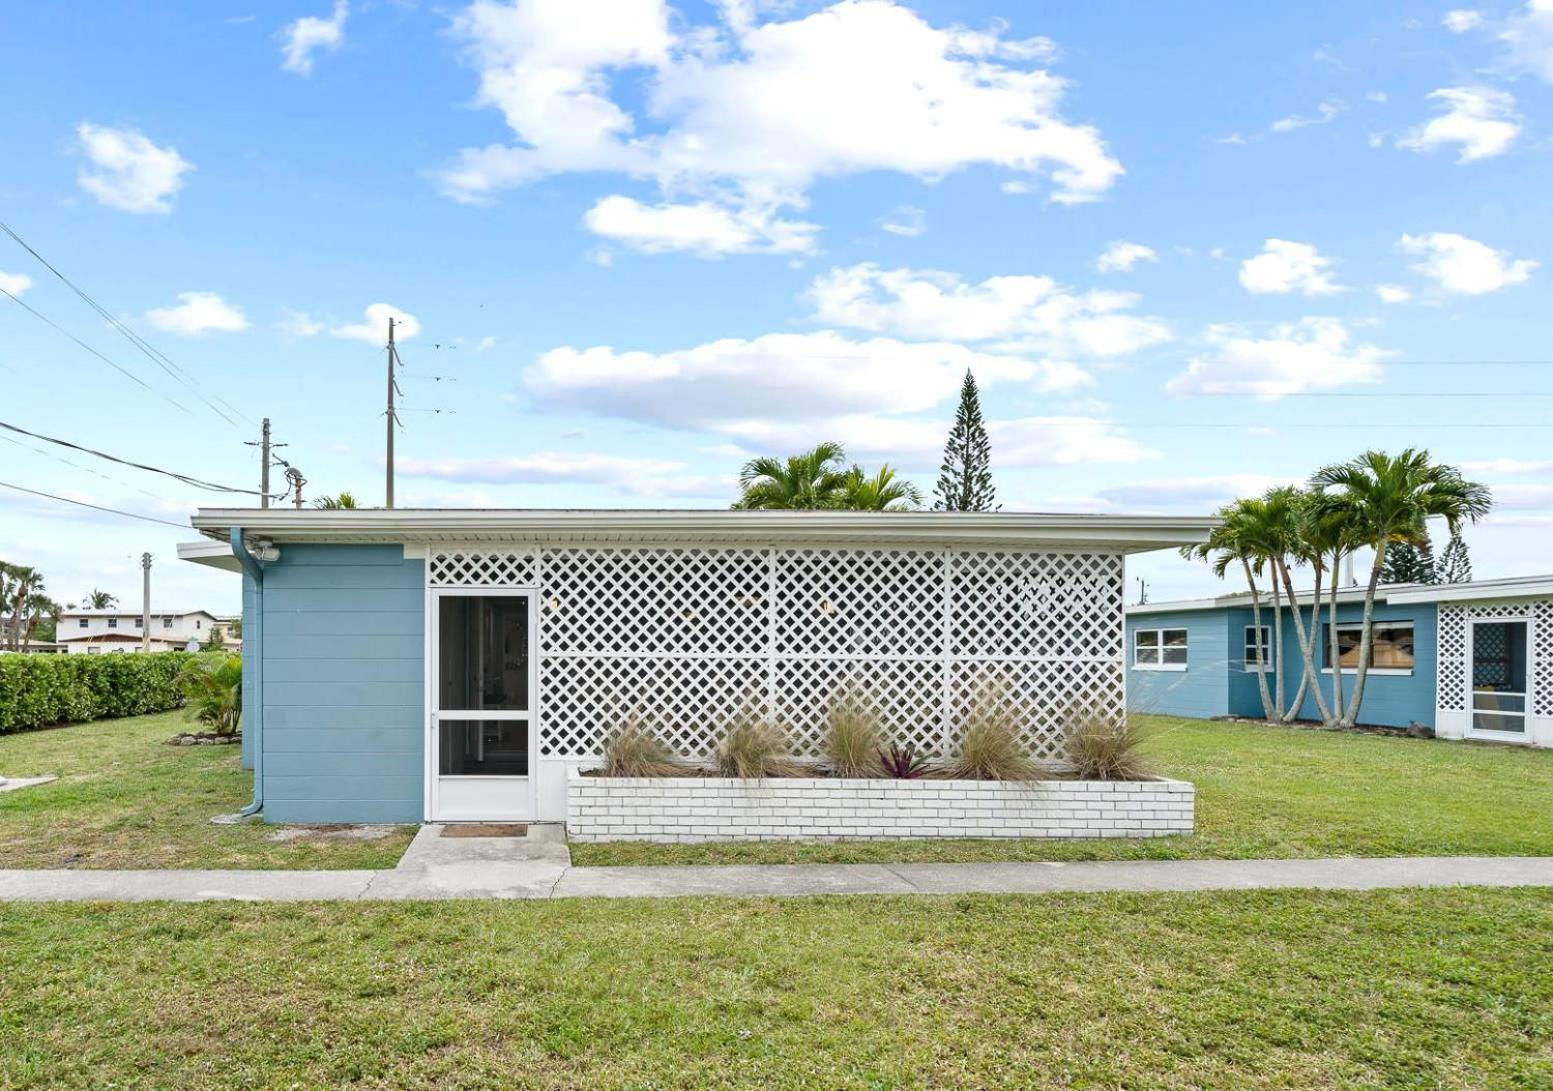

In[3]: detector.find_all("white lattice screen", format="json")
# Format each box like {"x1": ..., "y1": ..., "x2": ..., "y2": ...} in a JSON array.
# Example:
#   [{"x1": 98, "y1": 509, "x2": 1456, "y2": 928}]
[
  {"x1": 429, "y1": 546, "x2": 1125, "y2": 761},
  {"x1": 1437, "y1": 599, "x2": 1552, "y2": 716}
]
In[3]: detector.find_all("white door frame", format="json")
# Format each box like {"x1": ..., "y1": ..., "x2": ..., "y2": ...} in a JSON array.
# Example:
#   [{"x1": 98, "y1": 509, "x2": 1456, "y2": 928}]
[
  {"x1": 1466, "y1": 615, "x2": 1531, "y2": 743},
  {"x1": 425, "y1": 586, "x2": 539, "y2": 821}
]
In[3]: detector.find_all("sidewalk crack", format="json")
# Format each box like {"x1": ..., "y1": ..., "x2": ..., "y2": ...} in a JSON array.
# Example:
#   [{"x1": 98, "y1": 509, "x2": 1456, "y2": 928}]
[{"x1": 884, "y1": 865, "x2": 920, "y2": 893}]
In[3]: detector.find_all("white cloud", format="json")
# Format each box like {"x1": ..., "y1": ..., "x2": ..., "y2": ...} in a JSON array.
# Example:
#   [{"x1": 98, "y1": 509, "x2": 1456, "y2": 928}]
[
  {"x1": 1094, "y1": 474, "x2": 1289, "y2": 512},
  {"x1": 1366, "y1": 90, "x2": 1389, "y2": 103},
  {"x1": 1462, "y1": 458, "x2": 1553, "y2": 474},
  {"x1": 75, "y1": 123, "x2": 193, "y2": 214},
  {"x1": 439, "y1": 0, "x2": 1121, "y2": 252},
  {"x1": 879, "y1": 204, "x2": 926, "y2": 238},
  {"x1": 1270, "y1": 98, "x2": 1345, "y2": 133},
  {"x1": 1499, "y1": 0, "x2": 1553, "y2": 81},
  {"x1": 519, "y1": 327, "x2": 1155, "y2": 470},
  {"x1": 1095, "y1": 241, "x2": 1157, "y2": 274},
  {"x1": 279, "y1": 310, "x2": 326, "y2": 337},
  {"x1": 1238, "y1": 239, "x2": 1342, "y2": 296},
  {"x1": 526, "y1": 330, "x2": 1085, "y2": 429},
  {"x1": 1398, "y1": 232, "x2": 1537, "y2": 294},
  {"x1": 280, "y1": 1, "x2": 348, "y2": 76},
  {"x1": 1166, "y1": 317, "x2": 1390, "y2": 398},
  {"x1": 582, "y1": 195, "x2": 818, "y2": 256},
  {"x1": 1398, "y1": 87, "x2": 1520, "y2": 162},
  {"x1": 999, "y1": 180, "x2": 1034, "y2": 195},
  {"x1": 1444, "y1": 9, "x2": 1485, "y2": 32},
  {"x1": 1375, "y1": 283, "x2": 1413, "y2": 304},
  {"x1": 806, "y1": 263, "x2": 1171, "y2": 358},
  {"x1": 397, "y1": 451, "x2": 715, "y2": 497},
  {"x1": 330, "y1": 302, "x2": 422, "y2": 344},
  {"x1": 144, "y1": 291, "x2": 249, "y2": 335},
  {"x1": 0, "y1": 270, "x2": 32, "y2": 296}
]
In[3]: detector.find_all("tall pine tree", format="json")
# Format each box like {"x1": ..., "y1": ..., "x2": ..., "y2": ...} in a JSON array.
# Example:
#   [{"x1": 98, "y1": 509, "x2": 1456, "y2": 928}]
[
  {"x1": 1438, "y1": 530, "x2": 1472, "y2": 583},
  {"x1": 932, "y1": 370, "x2": 998, "y2": 512},
  {"x1": 1380, "y1": 538, "x2": 1437, "y2": 584}
]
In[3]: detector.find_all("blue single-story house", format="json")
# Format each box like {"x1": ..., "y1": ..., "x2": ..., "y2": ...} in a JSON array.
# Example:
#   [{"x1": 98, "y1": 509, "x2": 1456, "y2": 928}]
[
  {"x1": 179, "y1": 507, "x2": 1214, "y2": 825},
  {"x1": 1126, "y1": 575, "x2": 1553, "y2": 749}
]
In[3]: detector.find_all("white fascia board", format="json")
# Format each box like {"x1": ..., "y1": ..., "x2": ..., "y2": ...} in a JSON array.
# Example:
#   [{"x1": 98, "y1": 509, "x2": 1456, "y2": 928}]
[
  {"x1": 176, "y1": 539, "x2": 242, "y2": 572},
  {"x1": 189, "y1": 508, "x2": 1219, "y2": 554},
  {"x1": 1387, "y1": 575, "x2": 1553, "y2": 604}
]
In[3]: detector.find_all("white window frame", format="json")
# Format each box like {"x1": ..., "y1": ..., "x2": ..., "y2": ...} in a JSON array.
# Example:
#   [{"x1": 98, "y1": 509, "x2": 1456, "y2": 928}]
[
  {"x1": 1243, "y1": 625, "x2": 1272, "y2": 671},
  {"x1": 1134, "y1": 627, "x2": 1188, "y2": 672},
  {"x1": 1321, "y1": 620, "x2": 1416, "y2": 676}
]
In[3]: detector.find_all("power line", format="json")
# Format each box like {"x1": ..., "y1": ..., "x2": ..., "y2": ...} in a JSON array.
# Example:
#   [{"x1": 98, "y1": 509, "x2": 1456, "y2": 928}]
[
  {"x1": 0, "y1": 432, "x2": 165, "y2": 501},
  {"x1": 0, "y1": 285, "x2": 194, "y2": 416},
  {"x1": 0, "y1": 478, "x2": 190, "y2": 529},
  {"x1": 0, "y1": 219, "x2": 249, "y2": 430},
  {"x1": 0, "y1": 419, "x2": 270, "y2": 496}
]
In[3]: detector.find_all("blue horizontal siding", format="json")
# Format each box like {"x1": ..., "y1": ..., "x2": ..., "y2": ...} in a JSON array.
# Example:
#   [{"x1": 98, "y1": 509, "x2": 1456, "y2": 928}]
[
  {"x1": 1125, "y1": 610, "x2": 1231, "y2": 719},
  {"x1": 264, "y1": 657, "x2": 422, "y2": 683},
  {"x1": 263, "y1": 633, "x2": 422, "y2": 660},
  {"x1": 264, "y1": 610, "x2": 422, "y2": 637},
  {"x1": 259, "y1": 544, "x2": 424, "y2": 824},
  {"x1": 264, "y1": 750, "x2": 422, "y2": 777},
  {"x1": 1131, "y1": 598, "x2": 1438, "y2": 728},
  {"x1": 263, "y1": 799, "x2": 422, "y2": 824}
]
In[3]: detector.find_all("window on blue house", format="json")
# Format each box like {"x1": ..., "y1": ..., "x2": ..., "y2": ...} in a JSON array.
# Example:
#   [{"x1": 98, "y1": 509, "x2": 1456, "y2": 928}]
[
  {"x1": 1244, "y1": 626, "x2": 1272, "y2": 668},
  {"x1": 1324, "y1": 621, "x2": 1414, "y2": 671},
  {"x1": 1135, "y1": 628, "x2": 1188, "y2": 670}
]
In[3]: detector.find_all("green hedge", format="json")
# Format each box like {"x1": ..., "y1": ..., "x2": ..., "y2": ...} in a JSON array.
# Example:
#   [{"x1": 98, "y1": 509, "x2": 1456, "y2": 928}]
[{"x1": 0, "y1": 652, "x2": 192, "y2": 734}]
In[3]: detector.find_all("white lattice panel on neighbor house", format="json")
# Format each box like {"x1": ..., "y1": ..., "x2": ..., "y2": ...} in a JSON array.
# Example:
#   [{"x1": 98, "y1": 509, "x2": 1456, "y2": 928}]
[
  {"x1": 1437, "y1": 600, "x2": 1553, "y2": 716},
  {"x1": 429, "y1": 546, "x2": 1125, "y2": 759}
]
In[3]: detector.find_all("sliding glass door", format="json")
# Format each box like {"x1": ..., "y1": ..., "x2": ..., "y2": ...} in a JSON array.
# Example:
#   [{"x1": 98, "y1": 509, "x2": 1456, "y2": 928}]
[{"x1": 430, "y1": 590, "x2": 536, "y2": 821}]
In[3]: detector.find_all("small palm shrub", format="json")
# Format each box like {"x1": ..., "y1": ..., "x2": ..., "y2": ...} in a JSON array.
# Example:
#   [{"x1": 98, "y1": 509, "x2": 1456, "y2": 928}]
[
  {"x1": 823, "y1": 689, "x2": 882, "y2": 777},
  {"x1": 177, "y1": 654, "x2": 243, "y2": 736},
  {"x1": 1066, "y1": 712, "x2": 1153, "y2": 781},
  {"x1": 600, "y1": 715, "x2": 681, "y2": 778},
  {"x1": 941, "y1": 696, "x2": 1040, "y2": 781},
  {"x1": 876, "y1": 742, "x2": 928, "y2": 779},
  {"x1": 716, "y1": 711, "x2": 802, "y2": 778}
]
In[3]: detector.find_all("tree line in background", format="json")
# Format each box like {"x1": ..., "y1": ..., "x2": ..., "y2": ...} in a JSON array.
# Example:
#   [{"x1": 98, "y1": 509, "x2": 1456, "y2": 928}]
[
  {"x1": 1, "y1": 564, "x2": 138, "y2": 648},
  {"x1": 1185, "y1": 449, "x2": 1491, "y2": 729},
  {"x1": 732, "y1": 370, "x2": 999, "y2": 512}
]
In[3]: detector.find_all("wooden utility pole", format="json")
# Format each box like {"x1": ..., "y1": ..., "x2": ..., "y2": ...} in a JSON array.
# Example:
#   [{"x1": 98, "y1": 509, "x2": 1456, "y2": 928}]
[
  {"x1": 140, "y1": 552, "x2": 152, "y2": 653},
  {"x1": 259, "y1": 418, "x2": 271, "y2": 509},
  {"x1": 385, "y1": 316, "x2": 398, "y2": 509}
]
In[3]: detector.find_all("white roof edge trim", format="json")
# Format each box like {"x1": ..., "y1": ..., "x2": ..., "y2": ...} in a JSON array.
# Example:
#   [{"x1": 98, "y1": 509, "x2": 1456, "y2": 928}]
[
  {"x1": 187, "y1": 508, "x2": 1219, "y2": 553},
  {"x1": 1128, "y1": 585, "x2": 1407, "y2": 615},
  {"x1": 1387, "y1": 575, "x2": 1553, "y2": 604},
  {"x1": 176, "y1": 539, "x2": 243, "y2": 573}
]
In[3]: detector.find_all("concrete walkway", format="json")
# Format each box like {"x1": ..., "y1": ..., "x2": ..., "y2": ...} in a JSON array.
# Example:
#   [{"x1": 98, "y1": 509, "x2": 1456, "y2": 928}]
[{"x1": 3, "y1": 825, "x2": 1553, "y2": 902}]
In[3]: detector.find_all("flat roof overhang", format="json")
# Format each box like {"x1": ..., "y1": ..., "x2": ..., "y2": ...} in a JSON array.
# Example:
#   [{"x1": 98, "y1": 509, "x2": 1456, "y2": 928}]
[{"x1": 187, "y1": 508, "x2": 1219, "y2": 554}]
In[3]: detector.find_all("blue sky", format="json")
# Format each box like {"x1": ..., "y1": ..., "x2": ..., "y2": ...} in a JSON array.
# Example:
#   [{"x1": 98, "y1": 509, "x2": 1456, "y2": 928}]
[{"x1": 2, "y1": 0, "x2": 1552, "y2": 613}]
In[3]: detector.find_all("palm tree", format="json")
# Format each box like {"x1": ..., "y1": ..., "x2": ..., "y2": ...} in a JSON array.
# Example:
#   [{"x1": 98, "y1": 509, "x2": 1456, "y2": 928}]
[
  {"x1": 1259, "y1": 487, "x2": 1332, "y2": 725},
  {"x1": 84, "y1": 589, "x2": 118, "y2": 609},
  {"x1": 1181, "y1": 500, "x2": 1278, "y2": 720},
  {"x1": 23, "y1": 593, "x2": 61, "y2": 646},
  {"x1": 840, "y1": 464, "x2": 923, "y2": 511},
  {"x1": 2, "y1": 564, "x2": 43, "y2": 651},
  {"x1": 1311, "y1": 449, "x2": 1491, "y2": 727},
  {"x1": 732, "y1": 442, "x2": 850, "y2": 510},
  {"x1": 312, "y1": 492, "x2": 358, "y2": 510}
]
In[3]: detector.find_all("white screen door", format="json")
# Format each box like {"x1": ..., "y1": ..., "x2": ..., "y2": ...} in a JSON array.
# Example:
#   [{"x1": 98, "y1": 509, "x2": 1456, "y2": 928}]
[
  {"x1": 1469, "y1": 618, "x2": 1528, "y2": 738},
  {"x1": 430, "y1": 589, "x2": 537, "y2": 821}
]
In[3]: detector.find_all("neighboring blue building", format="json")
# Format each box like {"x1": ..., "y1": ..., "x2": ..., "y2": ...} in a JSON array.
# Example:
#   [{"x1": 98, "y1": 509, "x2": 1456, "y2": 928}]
[{"x1": 1127, "y1": 576, "x2": 1553, "y2": 749}]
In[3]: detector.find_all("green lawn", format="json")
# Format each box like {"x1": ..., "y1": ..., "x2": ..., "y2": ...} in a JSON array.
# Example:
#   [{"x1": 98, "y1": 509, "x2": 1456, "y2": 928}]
[
  {"x1": 3, "y1": 888, "x2": 1550, "y2": 1089},
  {"x1": 572, "y1": 714, "x2": 1553, "y2": 866},
  {"x1": 0, "y1": 711, "x2": 412, "y2": 870}
]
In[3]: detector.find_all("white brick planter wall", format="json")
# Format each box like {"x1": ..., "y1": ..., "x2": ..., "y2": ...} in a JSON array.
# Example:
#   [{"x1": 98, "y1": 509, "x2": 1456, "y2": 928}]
[{"x1": 566, "y1": 769, "x2": 1194, "y2": 842}]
